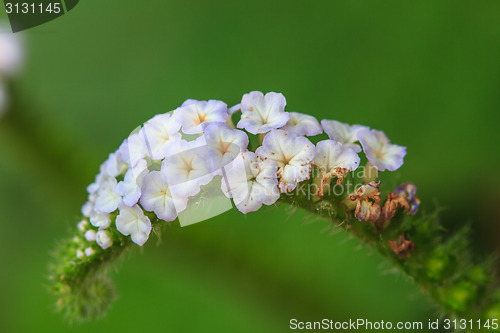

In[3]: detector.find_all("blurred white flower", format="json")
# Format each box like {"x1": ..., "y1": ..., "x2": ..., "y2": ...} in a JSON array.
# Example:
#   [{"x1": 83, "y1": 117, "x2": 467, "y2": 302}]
[
  {"x1": 141, "y1": 113, "x2": 181, "y2": 160},
  {"x1": 76, "y1": 249, "x2": 85, "y2": 259},
  {"x1": 0, "y1": 28, "x2": 23, "y2": 76},
  {"x1": 89, "y1": 210, "x2": 111, "y2": 229},
  {"x1": 94, "y1": 177, "x2": 122, "y2": 213},
  {"x1": 96, "y1": 230, "x2": 113, "y2": 249},
  {"x1": 115, "y1": 204, "x2": 152, "y2": 246},
  {"x1": 84, "y1": 229, "x2": 97, "y2": 242},
  {"x1": 221, "y1": 152, "x2": 280, "y2": 213},
  {"x1": 203, "y1": 123, "x2": 249, "y2": 170},
  {"x1": 116, "y1": 159, "x2": 148, "y2": 207},
  {"x1": 313, "y1": 140, "x2": 360, "y2": 195},
  {"x1": 162, "y1": 137, "x2": 215, "y2": 197},
  {"x1": 256, "y1": 129, "x2": 315, "y2": 192},
  {"x1": 357, "y1": 128, "x2": 406, "y2": 171},
  {"x1": 84, "y1": 247, "x2": 95, "y2": 257},
  {"x1": 321, "y1": 120, "x2": 367, "y2": 153},
  {"x1": 280, "y1": 112, "x2": 322, "y2": 136},
  {"x1": 77, "y1": 220, "x2": 89, "y2": 232},
  {"x1": 237, "y1": 91, "x2": 289, "y2": 134},
  {"x1": 173, "y1": 99, "x2": 228, "y2": 134},
  {"x1": 140, "y1": 170, "x2": 188, "y2": 222}
]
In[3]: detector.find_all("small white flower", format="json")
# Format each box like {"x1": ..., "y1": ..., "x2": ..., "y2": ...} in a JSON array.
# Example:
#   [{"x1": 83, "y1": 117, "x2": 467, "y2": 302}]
[
  {"x1": 203, "y1": 123, "x2": 249, "y2": 170},
  {"x1": 116, "y1": 159, "x2": 148, "y2": 207},
  {"x1": 94, "y1": 177, "x2": 122, "y2": 213},
  {"x1": 256, "y1": 129, "x2": 315, "y2": 192},
  {"x1": 77, "y1": 220, "x2": 89, "y2": 232},
  {"x1": 357, "y1": 128, "x2": 406, "y2": 171},
  {"x1": 280, "y1": 112, "x2": 322, "y2": 136},
  {"x1": 237, "y1": 91, "x2": 289, "y2": 134},
  {"x1": 162, "y1": 137, "x2": 215, "y2": 197},
  {"x1": 76, "y1": 249, "x2": 85, "y2": 259},
  {"x1": 221, "y1": 152, "x2": 280, "y2": 213},
  {"x1": 313, "y1": 140, "x2": 360, "y2": 195},
  {"x1": 115, "y1": 204, "x2": 152, "y2": 246},
  {"x1": 103, "y1": 152, "x2": 128, "y2": 178},
  {"x1": 84, "y1": 229, "x2": 97, "y2": 242},
  {"x1": 119, "y1": 132, "x2": 148, "y2": 167},
  {"x1": 321, "y1": 120, "x2": 367, "y2": 153},
  {"x1": 89, "y1": 210, "x2": 111, "y2": 229},
  {"x1": 0, "y1": 28, "x2": 23, "y2": 76},
  {"x1": 173, "y1": 99, "x2": 228, "y2": 134},
  {"x1": 140, "y1": 170, "x2": 188, "y2": 222},
  {"x1": 84, "y1": 247, "x2": 95, "y2": 257},
  {"x1": 96, "y1": 230, "x2": 113, "y2": 249},
  {"x1": 141, "y1": 113, "x2": 181, "y2": 160}
]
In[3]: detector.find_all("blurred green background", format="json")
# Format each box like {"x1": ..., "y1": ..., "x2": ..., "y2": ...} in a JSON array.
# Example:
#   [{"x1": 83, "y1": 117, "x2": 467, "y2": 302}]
[{"x1": 1, "y1": 1, "x2": 500, "y2": 332}]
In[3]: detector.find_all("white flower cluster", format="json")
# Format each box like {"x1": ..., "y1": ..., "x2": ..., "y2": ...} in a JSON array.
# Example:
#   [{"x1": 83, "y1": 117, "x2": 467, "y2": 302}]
[
  {"x1": 77, "y1": 91, "x2": 407, "y2": 250},
  {"x1": 0, "y1": 26, "x2": 23, "y2": 116}
]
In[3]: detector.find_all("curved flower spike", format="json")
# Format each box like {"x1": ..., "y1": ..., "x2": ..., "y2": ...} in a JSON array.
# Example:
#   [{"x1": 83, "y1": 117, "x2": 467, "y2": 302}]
[
  {"x1": 349, "y1": 181, "x2": 381, "y2": 221},
  {"x1": 280, "y1": 112, "x2": 322, "y2": 136},
  {"x1": 256, "y1": 129, "x2": 315, "y2": 193},
  {"x1": 115, "y1": 204, "x2": 152, "y2": 246},
  {"x1": 173, "y1": 99, "x2": 228, "y2": 134},
  {"x1": 312, "y1": 140, "x2": 360, "y2": 197},
  {"x1": 140, "y1": 113, "x2": 182, "y2": 160},
  {"x1": 237, "y1": 91, "x2": 289, "y2": 134},
  {"x1": 321, "y1": 120, "x2": 367, "y2": 153},
  {"x1": 357, "y1": 128, "x2": 406, "y2": 172},
  {"x1": 203, "y1": 123, "x2": 249, "y2": 170},
  {"x1": 221, "y1": 152, "x2": 280, "y2": 213}
]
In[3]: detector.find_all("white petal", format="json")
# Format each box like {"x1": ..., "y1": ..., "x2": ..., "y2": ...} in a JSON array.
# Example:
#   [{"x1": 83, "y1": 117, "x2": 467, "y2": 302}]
[
  {"x1": 280, "y1": 112, "x2": 322, "y2": 136},
  {"x1": 119, "y1": 132, "x2": 148, "y2": 167},
  {"x1": 222, "y1": 152, "x2": 280, "y2": 213},
  {"x1": 141, "y1": 113, "x2": 182, "y2": 160},
  {"x1": 256, "y1": 129, "x2": 315, "y2": 192},
  {"x1": 89, "y1": 210, "x2": 111, "y2": 229},
  {"x1": 357, "y1": 129, "x2": 406, "y2": 171},
  {"x1": 173, "y1": 99, "x2": 228, "y2": 134},
  {"x1": 115, "y1": 204, "x2": 152, "y2": 246},
  {"x1": 96, "y1": 230, "x2": 113, "y2": 249},
  {"x1": 140, "y1": 171, "x2": 188, "y2": 222},
  {"x1": 203, "y1": 123, "x2": 249, "y2": 170},
  {"x1": 321, "y1": 120, "x2": 368, "y2": 153},
  {"x1": 162, "y1": 137, "x2": 215, "y2": 197},
  {"x1": 313, "y1": 140, "x2": 360, "y2": 172},
  {"x1": 103, "y1": 152, "x2": 128, "y2": 178},
  {"x1": 84, "y1": 229, "x2": 96, "y2": 242},
  {"x1": 94, "y1": 178, "x2": 122, "y2": 213},
  {"x1": 236, "y1": 91, "x2": 289, "y2": 134},
  {"x1": 116, "y1": 159, "x2": 148, "y2": 207}
]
